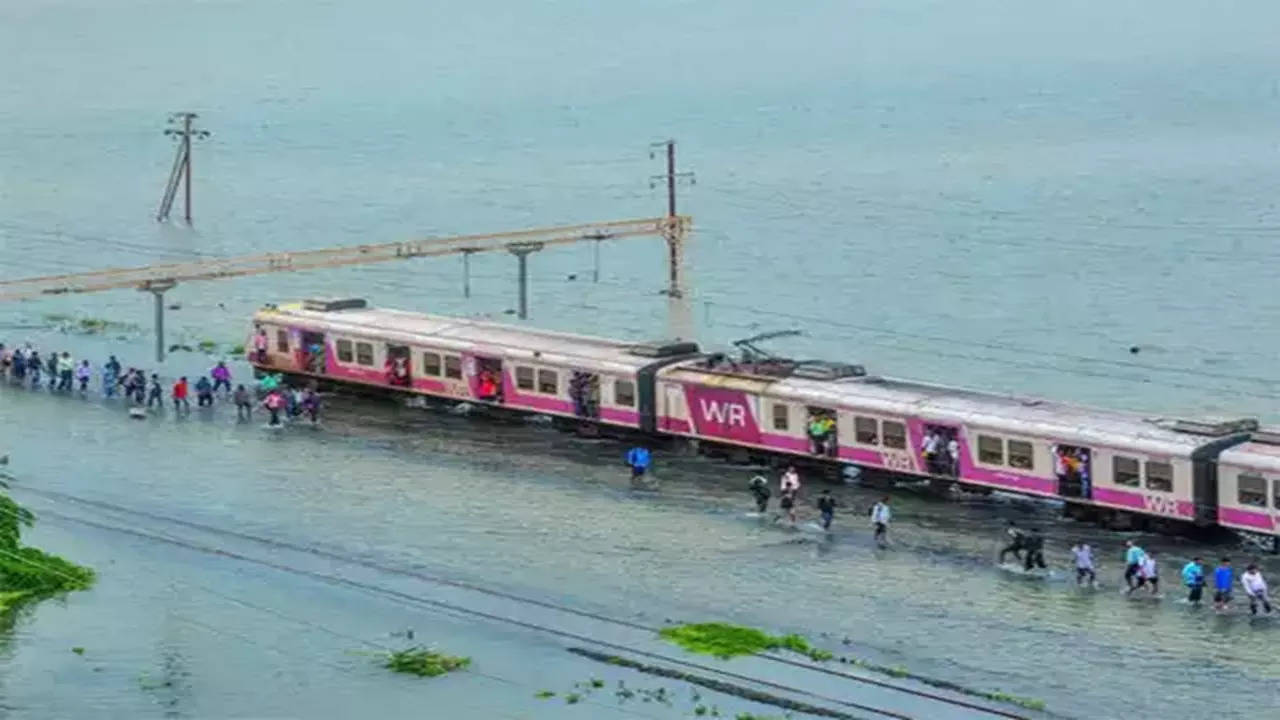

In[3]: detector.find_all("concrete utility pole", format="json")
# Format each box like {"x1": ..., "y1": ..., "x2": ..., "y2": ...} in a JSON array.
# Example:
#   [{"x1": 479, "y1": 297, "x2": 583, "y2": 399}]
[
  {"x1": 650, "y1": 140, "x2": 694, "y2": 298},
  {"x1": 157, "y1": 112, "x2": 210, "y2": 224}
]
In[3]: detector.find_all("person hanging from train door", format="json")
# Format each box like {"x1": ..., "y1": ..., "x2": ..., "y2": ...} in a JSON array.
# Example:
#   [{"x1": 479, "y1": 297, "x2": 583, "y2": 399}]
[
  {"x1": 999, "y1": 521, "x2": 1026, "y2": 565},
  {"x1": 748, "y1": 475, "x2": 771, "y2": 513},
  {"x1": 1123, "y1": 540, "x2": 1146, "y2": 590},
  {"x1": 869, "y1": 496, "x2": 891, "y2": 548},
  {"x1": 626, "y1": 446, "x2": 651, "y2": 482},
  {"x1": 921, "y1": 429, "x2": 940, "y2": 473},
  {"x1": 817, "y1": 489, "x2": 837, "y2": 531},
  {"x1": 253, "y1": 326, "x2": 269, "y2": 364}
]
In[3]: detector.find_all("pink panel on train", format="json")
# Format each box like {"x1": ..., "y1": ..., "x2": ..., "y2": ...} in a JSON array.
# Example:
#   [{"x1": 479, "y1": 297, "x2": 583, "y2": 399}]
[
  {"x1": 1092, "y1": 487, "x2": 1195, "y2": 519},
  {"x1": 682, "y1": 385, "x2": 761, "y2": 444},
  {"x1": 1220, "y1": 507, "x2": 1275, "y2": 531}
]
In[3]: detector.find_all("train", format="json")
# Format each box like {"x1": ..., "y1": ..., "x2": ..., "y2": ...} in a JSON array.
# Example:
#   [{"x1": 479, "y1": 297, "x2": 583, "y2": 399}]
[{"x1": 247, "y1": 298, "x2": 1280, "y2": 544}]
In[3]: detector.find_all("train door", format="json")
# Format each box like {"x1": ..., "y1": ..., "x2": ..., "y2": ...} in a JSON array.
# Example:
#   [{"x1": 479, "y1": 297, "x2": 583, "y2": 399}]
[
  {"x1": 1053, "y1": 444, "x2": 1092, "y2": 499},
  {"x1": 301, "y1": 331, "x2": 326, "y2": 374},
  {"x1": 805, "y1": 405, "x2": 838, "y2": 458},
  {"x1": 473, "y1": 356, "x2": 504, "y2": 402},
  {"x1": 569, "y1": 371, "x2": 600, "y2": 419},
  {"x1": 923, "y1": 423, "x2": 959, "y2": 476},
  {"x1": 385, "y1": 344, "x2": 412, "y2": 386}
]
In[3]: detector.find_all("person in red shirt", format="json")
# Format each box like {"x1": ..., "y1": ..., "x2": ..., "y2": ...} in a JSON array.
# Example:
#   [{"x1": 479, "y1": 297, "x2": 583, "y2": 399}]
[{"x1": 172, "y1": 376, "x2": 190, "y2": 413}]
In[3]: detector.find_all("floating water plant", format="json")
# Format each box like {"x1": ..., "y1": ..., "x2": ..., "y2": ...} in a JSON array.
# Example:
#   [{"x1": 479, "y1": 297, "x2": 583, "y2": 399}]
[
  {"x1": 658, "y1": 623, "x2": 818, "y2": 660},
  {"x1": 230, "y1": 344, "x2": 246, "y2": 355},
  {"x1": 534, "y1": 690, "x2": 555, "y2": 699},
  {"x1": 197, "y1": 339, "x2": 218, "y2": 352},
  {"x1": 381, "y1": 647, "x2": 470, "y2": 677},
  {"x1": 71, "y1": 647, "x2": 85, "y2": 655}
]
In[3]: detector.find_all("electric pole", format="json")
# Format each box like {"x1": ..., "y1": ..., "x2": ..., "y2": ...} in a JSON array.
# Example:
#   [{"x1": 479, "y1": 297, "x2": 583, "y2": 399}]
[
  {"x1": 650, "y1": 140, "x2": 694, "y2": 297},
  {"x1": 157, "y1": 112, "x2": 210, "y2": 224}
]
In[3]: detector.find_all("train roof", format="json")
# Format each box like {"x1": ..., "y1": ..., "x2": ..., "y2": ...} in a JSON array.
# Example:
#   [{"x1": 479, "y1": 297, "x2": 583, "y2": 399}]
[
  {"x1": 666, "y1": 362, "x2": 1250, "y2": 456},
  {"x1": 1219, "y1": 429, "x2": 1280, "y2": 474},
  {"x1": 255, "y1": 300, "x2": 700, "y2": 372}
]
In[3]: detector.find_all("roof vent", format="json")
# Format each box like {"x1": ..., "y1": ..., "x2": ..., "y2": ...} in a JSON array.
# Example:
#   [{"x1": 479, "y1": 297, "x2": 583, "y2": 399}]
[
  {"x1": 302, "y1": 298, "x2": 368, "y2": 312},
  {"x1": 1148, "y1": 417, "x2": 1259, "y2": 436},
  {"x1": 628, "y1": 340, "x2": 701, "y2": 358},
  {"x1": 791, "y1": 361, "x2": 866, "y2": 381}
]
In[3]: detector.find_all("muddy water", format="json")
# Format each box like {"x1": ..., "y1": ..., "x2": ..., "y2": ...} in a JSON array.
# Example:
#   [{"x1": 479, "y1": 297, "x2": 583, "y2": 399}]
[{"x1": 0, "y1": 335, "x2": 1277, "y2": 718}]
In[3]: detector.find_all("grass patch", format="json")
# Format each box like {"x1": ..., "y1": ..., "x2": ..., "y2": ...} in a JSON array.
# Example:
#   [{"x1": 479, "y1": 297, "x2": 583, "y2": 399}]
[
  {"x1": 659, "y1": 623, "x2": 817, "y2": 660},
  {"x1": 0, "y1": 491, "x2": 94, "y2": 601},
  {"x1": 381, "y1": 647, "x2": 470, "y2": 678},
  {"x1": 72, "y1": 647, "x2": 85, "y2": 655},
  {"x1": 196, "y1": 340, "x2": 218, "y2": 352},
  {"x1": 230, "y1": 344, "x2": 246, "y2": 355},
  {"x1": 986, "y1": 691, "x2": 1046, "y2": 711}
]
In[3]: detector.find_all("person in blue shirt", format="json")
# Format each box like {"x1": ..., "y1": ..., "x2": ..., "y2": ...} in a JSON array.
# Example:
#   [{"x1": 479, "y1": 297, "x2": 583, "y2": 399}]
[
  {"x1": 1182, "y1": 557, "x2": 1206, "y2": 605},
  {"x1": 626, "y1": 446, "x2": 651, "y2": 481},
  {"x1": 1123, "y1": 540, "x2": 1146, "y2": 590},
  {"x1": 1213, "y1": 557, "x2": 1233, "y2": 611}
]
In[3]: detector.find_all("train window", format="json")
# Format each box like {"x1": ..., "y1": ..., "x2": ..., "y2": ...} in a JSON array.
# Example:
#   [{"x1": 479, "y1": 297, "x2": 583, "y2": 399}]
[
  {"x1": 355, "y1": 342, "x2": 374, "y2": 366},
  {"x1": 276, "y1": 330, "x2": 289, "y2": 352},
  {"x1": 978, "y1": 435, "x2": 1004, "y2": 464},
  {"x1": 772, "y1": 404, "x2": 789, "y2": 431},
  {"x1": 855, "y1": 416, "x2": 879, "y2": 445},
  {"x1": 444, "y1": 355, "x2": 462, "y2": 379},
  {"x1": 1238, "y1": 473, "x2": 1267, "y2": 508},
  {"x1": 1113, "y1": 456, "x2": 1140, "y2": 487},
  {"x1": 336, "y1": 340, "x2": 354, "y2": 363},
  {"x1": 614, "y1": 380, "x2": 636, "y2": 407},
  {"x1": 422, "y1": 352, "x2": 442, "y2": 376},
  {"x1": 1274, "y1": 479, "x2": 1280, "y2": 511},
  {"x1": 1144, "y1": 461, "x2": 1174, "y2": 492},
  {"x1": 515, "y1": 366, "x2": 534, "y2": 390},
  {"x1": 1008, "y1": 440, "x2": 1034, "y2": 470},
  {"x1": 882, "y1": 421, "x2": 907, "y2": 449},
  {"x1": 537, "y1": 369, "x2": 558, "y2": 394}
]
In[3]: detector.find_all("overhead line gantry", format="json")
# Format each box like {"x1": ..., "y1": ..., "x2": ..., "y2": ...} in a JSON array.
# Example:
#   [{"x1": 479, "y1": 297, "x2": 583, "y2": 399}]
[{"x1": 0, "y1": 215, "x2": 691, "y2": 362}]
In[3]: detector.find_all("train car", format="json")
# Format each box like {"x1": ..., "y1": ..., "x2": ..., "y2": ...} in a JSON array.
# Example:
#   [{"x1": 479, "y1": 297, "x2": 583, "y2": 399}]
[
  {"x1": 1216, "y1": 430, "x2": 1280, "y2": 538},
  {"x1": 247, "y1": 299, "x2": 701, "y2": 430},
  {"x1": 654, "y1": 354, "x2": 1254, "y2": 528},
  {"x1": 245, "y1": 300, "x2": 1271, "y2": 537}
]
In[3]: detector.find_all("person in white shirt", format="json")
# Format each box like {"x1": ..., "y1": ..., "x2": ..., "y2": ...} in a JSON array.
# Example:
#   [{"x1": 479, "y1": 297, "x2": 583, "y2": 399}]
[
  {"x1": 778, "y1": 467, "x2": 800, "y2": 525},
  {"x1": 946, "y1": 437, "x2": 960, "y2": 475},
  {"x1": 869, "y1": 496, "x2": 891, "y2": 548},
  {"x1": 1071, "y1": 543, "x2": 1096, "y2": 586},
  {"x1": 922, "y1": 432, "x2": 939, "y2": 473},
  {"x1": 1128, "y1": 551, "x2": 1159, "y2": 596},
  {"x1": 1241, "y1": 564, "x2": 1272, "y2": 616}
]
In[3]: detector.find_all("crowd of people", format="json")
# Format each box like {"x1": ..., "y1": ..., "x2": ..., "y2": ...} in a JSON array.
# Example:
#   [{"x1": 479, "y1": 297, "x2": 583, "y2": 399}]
[
  {"x1": 0, "y1": 342, "x2": 319, "y2": 427},
  {"x1": 627, "y1": 447, "x2": 1274, "y2": 616}
]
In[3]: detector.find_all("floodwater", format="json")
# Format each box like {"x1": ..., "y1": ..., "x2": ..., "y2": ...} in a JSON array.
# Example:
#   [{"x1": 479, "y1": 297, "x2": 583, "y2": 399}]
[{"x1": 3, "y1": 0, "x2": 1280, "y2": 717}]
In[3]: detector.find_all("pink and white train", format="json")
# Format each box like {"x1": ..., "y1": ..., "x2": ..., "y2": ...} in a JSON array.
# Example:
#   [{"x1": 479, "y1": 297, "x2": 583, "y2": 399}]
[{"x1": 249, "y1": 298, "x2": 1280, "y2": 542}]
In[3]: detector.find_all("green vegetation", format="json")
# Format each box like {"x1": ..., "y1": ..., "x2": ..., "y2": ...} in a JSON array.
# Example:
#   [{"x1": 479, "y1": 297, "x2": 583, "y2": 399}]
[
  {"x1": 230, "y1": 344, "x2": 246, "y2": 355},
  {"x1": 196, "y1": 339, "x2": 218, "y2": 352},
  {"x1": 534, "y1": 690, "x2": 555, "y2": 699},
  {"x1": 658, "y1": 623, "x2": 814, "y2": 660},
  {"x1": 564, "y1": 692, "x2": 581, "y2": 704},
  {"x1": 72, "y1": 647, "x2": 85, "y2": 655},
  {"x1": 0, "y1": 489, "x2": 94, "y2": 609},
  {"x1": 986, "y1": 691, "x2": 1047, "y2": 711},
  {"x1": 381, "y1": 647, "x2": 470, "y2": 678},
  {"x1": 41, "y1": 313, "x2": 139, "y2": 335}
]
